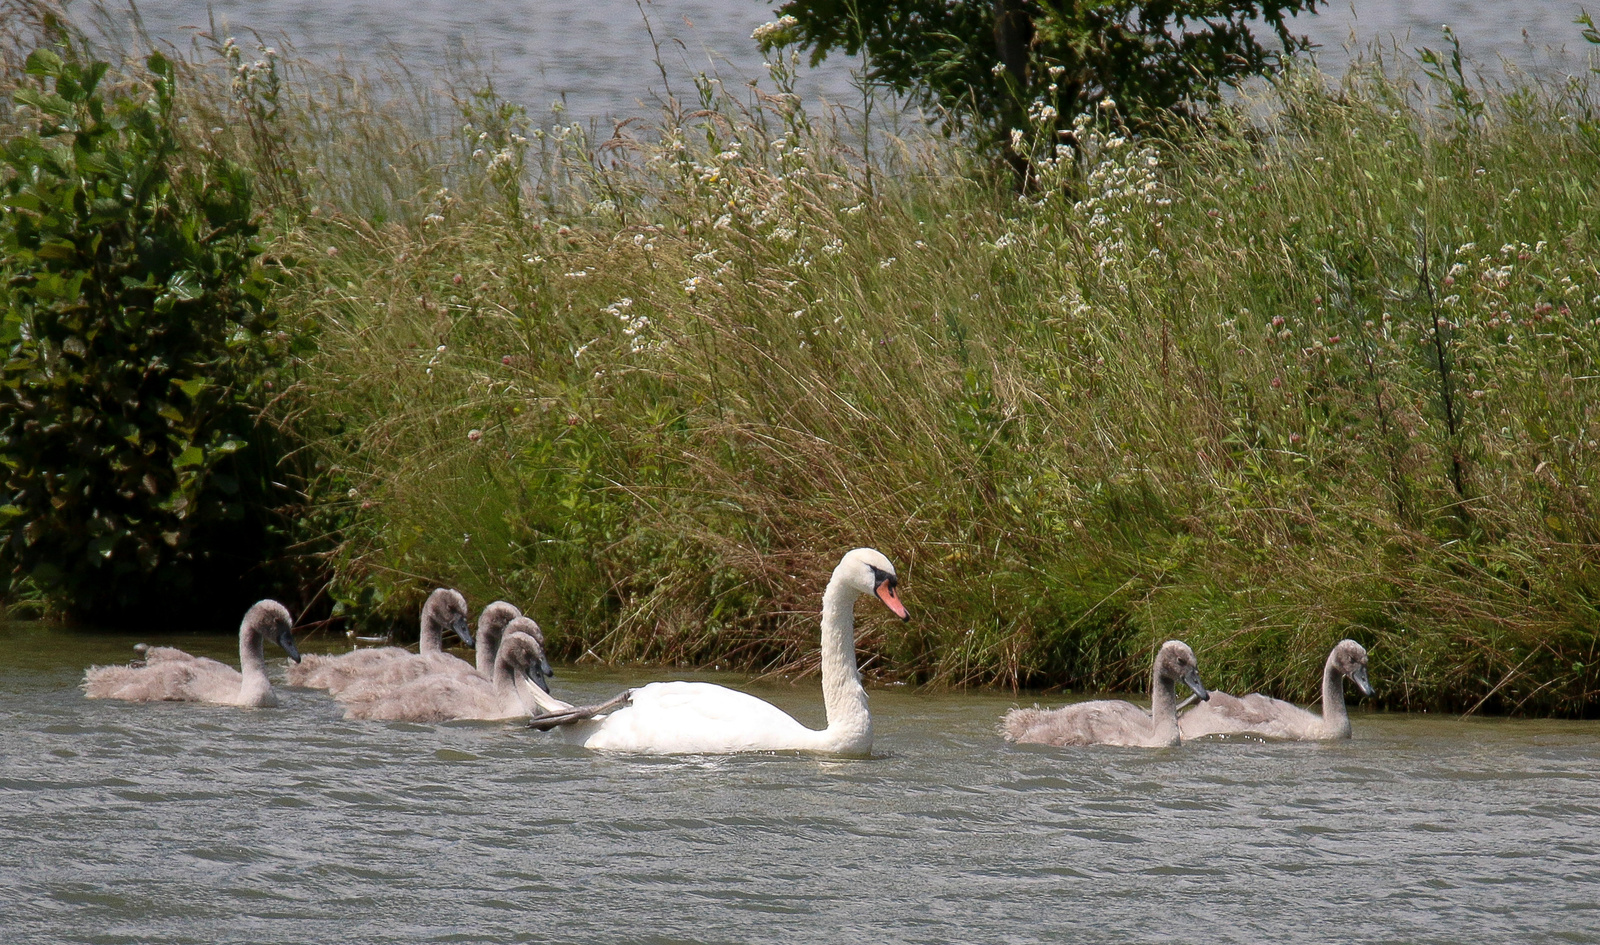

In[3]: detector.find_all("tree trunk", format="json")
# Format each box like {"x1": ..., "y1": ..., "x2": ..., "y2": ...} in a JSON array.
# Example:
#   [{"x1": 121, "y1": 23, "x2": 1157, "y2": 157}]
[{"x1": 993, "y1": 0, "x2": 1035, "y2": 188}]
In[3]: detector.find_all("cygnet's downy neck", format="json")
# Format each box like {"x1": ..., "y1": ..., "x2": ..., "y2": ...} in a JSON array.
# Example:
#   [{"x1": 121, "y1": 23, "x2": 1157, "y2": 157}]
[
  {"x1": 492, "y1": 649, "x2": 521, "y2": 691},
  {"x1": 238, "y1": 620, "x2": 274, "y2": 705},
  {"x1": 819, "y1": 576, "x2": 871, "y2": 753},
  {"x1": 421, "y1": 611, "x2": 445, "y2": 652},
  {"x1": 476, "y1": 603, "x2": 520, "y2": 676},
  {"x1": 1148, "y1": 663, "x2": 1181, "y2": 742},
  {"x1": 1320, "y1": 655, "x2": 1353, "y2": 737},
  {"x1": 492, "y1": 636, "x2": 548, "y2": 713},
  {"x1": 420, "y1": 592, "x2": 461, "y2": 654}
]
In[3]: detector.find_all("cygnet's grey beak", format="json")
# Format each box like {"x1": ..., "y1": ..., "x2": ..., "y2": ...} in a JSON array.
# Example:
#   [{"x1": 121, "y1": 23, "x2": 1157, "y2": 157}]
[
  {"x1": 539, "y1": 656, "x2": 554, "y2": 679},
  {"x1": 277, "y1": 630, "x2": 302, "y2": 664},
  {"x1": 1183, "y1": 666, "x2": 1209, "y2": 701},
  {"x1": 452, "y1": 616, "x2": 474, "y2": 648},
  {"x1": 1351, "y1": 665, "x2": 1375, "y2": 698},
  {"x1": 524, "y1": 663, "x2": 551, "y2": 694}
]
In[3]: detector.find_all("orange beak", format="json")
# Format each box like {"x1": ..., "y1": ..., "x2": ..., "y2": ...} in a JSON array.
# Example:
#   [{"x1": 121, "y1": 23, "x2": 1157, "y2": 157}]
[{"x1": 875, "y1": 582, "x2": 909, "y2": 621}]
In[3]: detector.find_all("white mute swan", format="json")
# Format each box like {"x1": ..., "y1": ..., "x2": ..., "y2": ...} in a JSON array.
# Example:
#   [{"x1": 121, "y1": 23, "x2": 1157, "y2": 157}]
[
  {"x1": 287, "y1": 588, "x2": 472, "y2": 693},
  {"x1": 1001, "y1": 641, "x2": 1209, "y2": 748},
  {"x1": 83, "y1": 601, "x2": 301, "y2": 708},
  {"x1": 343, "y1": 623, "x2": 552, "y2": 722},
  {"x1": 541, "y1": 547, "x2": 908, "y2": 755},
  {"x1": 1178, "y1": 639, "x2": 1374, "y2": 740}
]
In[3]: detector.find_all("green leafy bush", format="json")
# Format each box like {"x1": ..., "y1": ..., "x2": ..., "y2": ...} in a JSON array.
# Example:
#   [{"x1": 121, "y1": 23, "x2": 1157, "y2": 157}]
[
  {"x1": 768, "y1": 0, "x2": 1318, "y2": 176},
  {"x1": 0, "y1": 38, "x2": 287, "y2": 621}
]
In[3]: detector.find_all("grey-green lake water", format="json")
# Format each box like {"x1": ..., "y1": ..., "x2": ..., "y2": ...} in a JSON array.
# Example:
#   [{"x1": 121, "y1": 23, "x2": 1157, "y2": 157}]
[
  {"x1": 119, "y1": 1, "x2": 1594, "y2": 124},
  {"x1": 2, "y1": 620, "x2": 1598, "y2": 944}
]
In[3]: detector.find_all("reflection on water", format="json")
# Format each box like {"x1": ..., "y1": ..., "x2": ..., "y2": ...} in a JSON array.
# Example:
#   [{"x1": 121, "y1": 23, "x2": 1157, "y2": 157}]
[
  {"x1": 114, "y1": 0, "x2": 1594, "y2": 121},
  {"x1": 2, "y1": 620, "x2": 1598, "y2": 943}
]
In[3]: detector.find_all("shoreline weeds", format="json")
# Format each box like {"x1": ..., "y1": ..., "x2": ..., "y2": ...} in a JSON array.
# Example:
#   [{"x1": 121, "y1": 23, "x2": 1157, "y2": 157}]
[{"x1": 4, "y1": 7, "x2": 1600, "y2": 715}]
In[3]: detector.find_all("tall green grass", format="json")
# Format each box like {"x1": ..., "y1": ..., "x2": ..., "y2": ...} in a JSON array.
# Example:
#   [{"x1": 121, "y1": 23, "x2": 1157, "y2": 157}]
[{"x1": 6, "y1": 3, "x2": 1600, "y2": 712}]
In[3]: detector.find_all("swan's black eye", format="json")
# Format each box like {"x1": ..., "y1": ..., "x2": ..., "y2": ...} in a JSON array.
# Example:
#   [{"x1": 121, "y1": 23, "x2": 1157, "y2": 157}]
[{"x1": 867, "y1": 564, "x2": 895, "y2": 590}]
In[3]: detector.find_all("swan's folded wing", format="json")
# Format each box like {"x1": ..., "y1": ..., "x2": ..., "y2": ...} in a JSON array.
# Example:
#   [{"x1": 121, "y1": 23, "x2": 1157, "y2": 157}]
[
  {"x1": 637, "y1": 682, "x2": 802, "y2": 727},
  {"x1": 1181, "y1": 691, "x2": 1319, "y2": 739},
  {"x1": 1075, "y1": 700, "x2": 1157, "y2": 744},
  {"x1": 574, "y1": 681, "x2": 815, "y2": 752},
  {"x1": 1225, "y1": 692, "x2": 1298, "y2": 725},
  {"x1": 289, "y1": 646, "x2": 410, "y2": 690},
  {"x1": 334, "y1": 652, "x2": 474, "y2": 703},
  {"x1": 1097, "y1": 700, "x2": 1154, "y2": 726},
  {"x1": 344, "y1": 672, "x2": 496, "y2": 722},
  {"x1": 1005, "y1": 698, "x2": 1154, "y2": 746},
  {"x1": 84, "y1": 660, "x2": 203, "y2": 702},
  {"x1": 138, "y1": 646, "x2": 196, "y2": 664}
]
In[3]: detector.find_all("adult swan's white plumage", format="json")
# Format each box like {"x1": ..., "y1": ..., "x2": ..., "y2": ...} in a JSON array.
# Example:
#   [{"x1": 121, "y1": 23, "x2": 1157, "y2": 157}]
[{"x1": 551, "y1": 548, "x2": 908, "y2": 755}]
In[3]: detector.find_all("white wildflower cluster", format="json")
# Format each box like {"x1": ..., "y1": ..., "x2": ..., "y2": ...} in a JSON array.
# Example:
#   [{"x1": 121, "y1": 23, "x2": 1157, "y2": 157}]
[
  {"x1": 633, "y1": 88, "x2": 867, "y2": 287},
  {"x1": 1028, "y1": 99, "x2": 1059, "y2": 125},
  {"x1": 221, "y1": 37, "x2": 281, "y2": 111},
  {"x1": 424, "y1": 343, "x2": 446, "y2": 377},
  {"x1": 465, "y1": 128, "x2": 527, "y2": 186},
  {"x1": 751, "y1": 15, "x2": 799, "y2": 47},
  {"x1": 630, "y1": 227, "x2": 659, "y2": 252},
  {"x1": 1065, "y1": 115, "x2": 1170, "y2": 270},
  {"x1": 1437, "y1": 238, "x2": 1583, "y2": 335},
  {"x1": 655, "y1": 129, "x2": 778, "y2": 240},
  {"x1": 606, "y1": 298, "x2": 660, "y2": 355},
  {"x1": 1322, "y1": 234, "x2": 1600, "y2": 417}
]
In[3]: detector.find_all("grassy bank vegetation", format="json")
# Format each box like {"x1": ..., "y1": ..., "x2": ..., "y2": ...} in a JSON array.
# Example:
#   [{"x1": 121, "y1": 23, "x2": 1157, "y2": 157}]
[{"x1": 6, "y1": 4, "x2": 1600, "y2": 713}]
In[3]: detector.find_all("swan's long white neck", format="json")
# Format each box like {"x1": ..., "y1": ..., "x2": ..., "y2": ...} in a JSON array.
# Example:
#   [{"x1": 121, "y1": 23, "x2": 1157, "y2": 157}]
[
  {"x1": 1320, "y1": 654, "x2": 1352, "y2": 738},
  {"x1": 237, "y1": 622, "x2": 274, "y2": 705},
  {"x1": 817, "y1": 572, "x2": 872, "y2": 754},
  {"x1": 1148, "y1": 662, "x2": 1180, "y2": 744}
]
